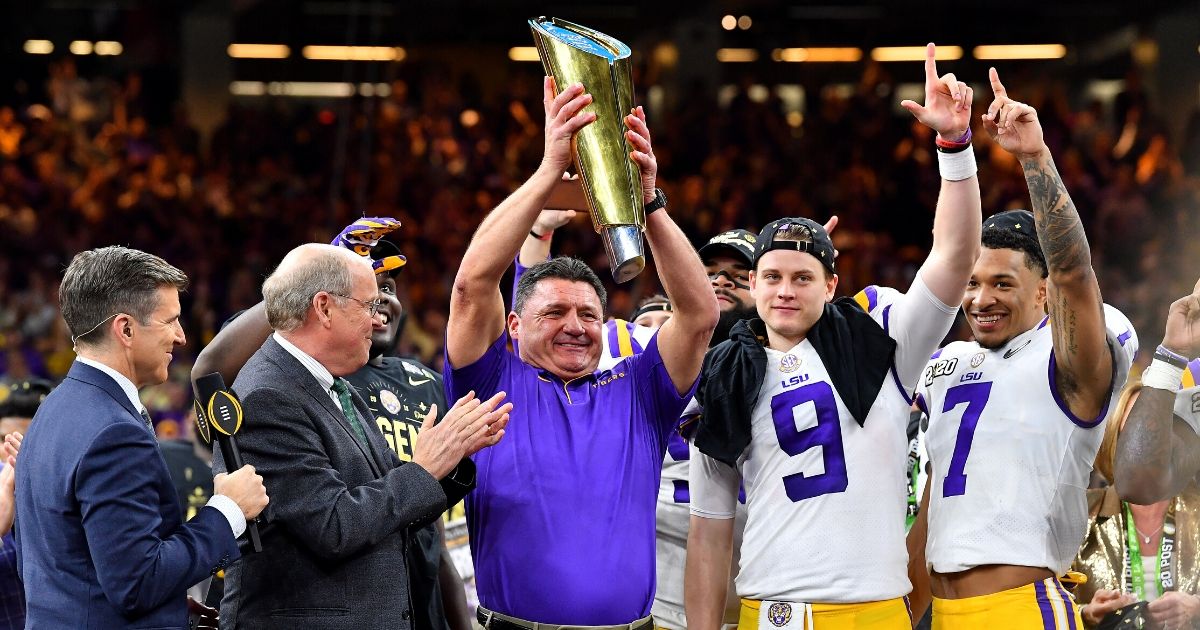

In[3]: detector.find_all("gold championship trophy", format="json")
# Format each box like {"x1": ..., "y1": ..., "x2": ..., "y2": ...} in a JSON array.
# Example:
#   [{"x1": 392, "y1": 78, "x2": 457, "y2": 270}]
[{"x1": 529, "y1": 16, "x2": 645, "y2": 283}]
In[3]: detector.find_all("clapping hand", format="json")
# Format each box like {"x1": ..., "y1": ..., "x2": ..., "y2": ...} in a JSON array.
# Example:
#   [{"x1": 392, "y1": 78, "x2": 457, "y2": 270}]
[{"x1": 1162, "y1": 277, "x2": 1200, "y2": 359}]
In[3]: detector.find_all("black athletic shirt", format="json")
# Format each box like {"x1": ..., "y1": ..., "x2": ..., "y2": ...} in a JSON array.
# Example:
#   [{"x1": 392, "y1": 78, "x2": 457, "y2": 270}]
[{"x1": 346, "y1": 357, "x2": 450, "y2": 630}]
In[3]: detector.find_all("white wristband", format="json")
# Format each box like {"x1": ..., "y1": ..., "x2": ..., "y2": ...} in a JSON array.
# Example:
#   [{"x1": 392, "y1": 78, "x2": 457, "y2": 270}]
[
  {"x1": 937, "y1": 147, "x2": 978, "y2": 181},
  {"x1": 1142, "y1": 358, "x2": 1184, "y2": 392}
]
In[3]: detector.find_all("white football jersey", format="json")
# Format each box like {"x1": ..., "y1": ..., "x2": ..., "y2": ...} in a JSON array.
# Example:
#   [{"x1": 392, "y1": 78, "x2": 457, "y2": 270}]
[
  {"x1": 598, "y1": 318, "x2": 659, "y2": 372},
  {"x1": 653, "y1": 405, "x2": 745, "y2": 629},
  {"x1": 917, "y1": 305, "x2": 1137, "y2": 576},
  {"x1": 1175, "y1": 359, "x2": 1200, "y2": 435},
  {"x1": 691, "y1": 277, "x2": 958, "y2": 603}
]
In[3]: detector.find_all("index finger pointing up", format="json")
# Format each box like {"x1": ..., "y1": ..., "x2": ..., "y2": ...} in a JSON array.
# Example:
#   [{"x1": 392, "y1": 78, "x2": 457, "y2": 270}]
[
  {"x1": 989, "y1": 67, "x2": 1007, "y2": 99},
  {"x1": 924, "y1": 43, "x2": 938, "y2": 84}
]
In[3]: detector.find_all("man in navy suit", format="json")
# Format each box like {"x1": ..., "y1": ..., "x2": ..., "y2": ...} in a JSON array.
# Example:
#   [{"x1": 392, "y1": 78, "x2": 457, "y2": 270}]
[{"x1": 15, "y1": 246, "x2": 269, "y2": 629}]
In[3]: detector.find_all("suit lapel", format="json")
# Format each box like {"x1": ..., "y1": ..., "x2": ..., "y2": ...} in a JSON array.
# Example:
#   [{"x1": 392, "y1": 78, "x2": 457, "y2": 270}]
[
  {"x1": 67, "y1": 361, "x2": 143, "y2": 421},
  {"x1": 261, "y1": 338, "x2": 385, "y2": 477},
  {"x1": 346, "y1": 385, "x2": 393, "y2": 472}
]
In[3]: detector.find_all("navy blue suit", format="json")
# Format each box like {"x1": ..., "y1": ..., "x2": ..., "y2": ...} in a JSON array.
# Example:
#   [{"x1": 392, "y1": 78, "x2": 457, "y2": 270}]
[{"x1": 15, "y1": 362, "x2": 240, "y2": 629}]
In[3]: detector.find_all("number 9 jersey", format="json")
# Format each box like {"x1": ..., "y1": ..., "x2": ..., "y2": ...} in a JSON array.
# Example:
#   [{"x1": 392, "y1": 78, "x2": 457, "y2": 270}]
[
  {"x1": 691, "y1": 278, "x2": 958, "y2": 604},
  {"x1": 915, "y1": 304, "x2": 1138, "y2": 577}
]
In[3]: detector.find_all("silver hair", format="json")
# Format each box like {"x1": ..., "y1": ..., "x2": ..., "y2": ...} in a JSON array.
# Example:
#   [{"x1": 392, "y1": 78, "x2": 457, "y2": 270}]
[
  {"x1": 263, "y1": 249, "x2": 356, "y2": 331},
  {"x1": 60, "y1": 246, "x2": 188, "y2": 348}
]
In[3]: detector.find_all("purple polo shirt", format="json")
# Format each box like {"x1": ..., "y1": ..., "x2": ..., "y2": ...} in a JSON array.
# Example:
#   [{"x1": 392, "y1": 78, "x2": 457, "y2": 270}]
[{"x1": 444, "y1": 331, "x2": 696, "y2": 624}]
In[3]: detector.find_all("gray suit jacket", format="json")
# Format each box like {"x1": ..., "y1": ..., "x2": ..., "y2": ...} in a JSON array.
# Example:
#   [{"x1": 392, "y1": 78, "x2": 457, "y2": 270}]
[{"x1": 214, "y1": 337, "x2": 474, "y2": 629}]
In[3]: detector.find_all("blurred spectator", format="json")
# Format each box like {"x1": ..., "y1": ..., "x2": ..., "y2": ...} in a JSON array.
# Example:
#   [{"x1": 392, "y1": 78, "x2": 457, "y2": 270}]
[{"x1": 1, "y1": 61, "x2": 1197, "y2": 421}]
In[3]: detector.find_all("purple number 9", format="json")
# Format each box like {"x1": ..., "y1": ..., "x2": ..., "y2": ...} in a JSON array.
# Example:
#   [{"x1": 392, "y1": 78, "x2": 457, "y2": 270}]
[
  {"x1": 941, "y1": 381, "x2": 992, "y2": 497},
  {"x1": 770, "y1": 382, "x2": 848, "y2": 502}
]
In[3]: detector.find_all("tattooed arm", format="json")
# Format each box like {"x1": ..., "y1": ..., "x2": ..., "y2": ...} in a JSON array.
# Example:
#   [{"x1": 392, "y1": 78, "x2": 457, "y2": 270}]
[
  {"x1": 982, "y1": 68, "x2": 1111, "y2": 420},
  {"x1": 1117, "y1": 279, "x2": 1200, "y2": 503}
]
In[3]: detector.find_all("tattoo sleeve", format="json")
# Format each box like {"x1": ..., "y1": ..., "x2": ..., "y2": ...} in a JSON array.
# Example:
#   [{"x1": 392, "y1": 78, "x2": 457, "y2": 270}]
[
  {"x1": 1021, "y1": 151, "x2": 1108, "y2": 404},
  {"x1": 1020, "y1": 153, "x2": 1092, "y2": 275}
]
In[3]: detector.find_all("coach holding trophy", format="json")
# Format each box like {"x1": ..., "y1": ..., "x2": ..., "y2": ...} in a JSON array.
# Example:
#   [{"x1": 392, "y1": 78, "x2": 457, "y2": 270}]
[{"x1": 443, "y1": 18, "x2": 718, "y2": 628}]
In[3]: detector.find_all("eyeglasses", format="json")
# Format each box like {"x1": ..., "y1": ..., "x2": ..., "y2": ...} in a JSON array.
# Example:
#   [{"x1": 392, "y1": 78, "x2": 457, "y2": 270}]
[{"x1": 329, "y1": 293, "x2": 384, "y2": 318}]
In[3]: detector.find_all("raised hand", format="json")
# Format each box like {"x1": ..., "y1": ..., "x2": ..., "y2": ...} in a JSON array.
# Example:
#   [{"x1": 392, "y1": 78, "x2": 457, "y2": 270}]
[
  {"x1": 981, "y1": 67, "x2": 1046, "y2": 160},
  {"x1": 331, "y1": 217, "x2": 403, "y2": 256},
  {"x1": 900, "y1": 43, "x2": 973, "y2": 140},
  {"x1": 1162, "y1": 277, "x2": 1200, "y2": 358},
  {"x1": 542, "y1": 77, "x2": 596, "y2": 174},
  {"x1": 624, "y1": 106, "x2": 658, "y2": 205},
  {"x1": 330, "y1": 217, "x2": 407, "y2": 274}
]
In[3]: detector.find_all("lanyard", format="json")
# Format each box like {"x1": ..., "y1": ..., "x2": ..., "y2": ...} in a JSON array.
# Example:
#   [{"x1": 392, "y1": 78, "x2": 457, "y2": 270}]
[{"x1": 1123, "y1": 500, "x2": 1178, "y2": 599}]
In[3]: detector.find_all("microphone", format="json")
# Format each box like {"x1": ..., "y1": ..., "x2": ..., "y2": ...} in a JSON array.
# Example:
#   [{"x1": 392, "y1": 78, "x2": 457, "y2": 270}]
[{"x1": 193, "y1": 372, "x2": 263, "y2": 553}]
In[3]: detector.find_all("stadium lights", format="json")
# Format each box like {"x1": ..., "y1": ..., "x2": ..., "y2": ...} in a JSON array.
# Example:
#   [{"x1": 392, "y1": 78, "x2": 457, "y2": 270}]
[
  {"x1": 23, "y1": 40, "x2": 54, "y2": 54},
  {"x1": 870, "y1": 45, "x2": 962, "y2": 62},
  {"x1": 508, "y1": 47, "x2": 540, "y2": 62},
  {"x1": 229, "y1": 81, "x2": 392, "y2": 98},
  {"x1": 227, "y1": 44, "x2": 291, "y2": 59},
  {"x1": 772, "y1": 47, "x2": 863, "y2": 63},
  {"x1": 721, "y1": 15, "x2": 736, "y2": 30},
  {"x1": 94, "y1": 41, "x2": 123, "y2": 56},
  {"x1": 973, "y1": 44, "x2": 1067, "y2": 60},
  {"x1": 716, "y1": 48, "x2": 758, "y2": 63},
  {"x1": 69, "y1": 40, "x2": 93, "y2": 55},
  {"x1": 301, "y1": 45, "x2": 404, "y2": 61}
]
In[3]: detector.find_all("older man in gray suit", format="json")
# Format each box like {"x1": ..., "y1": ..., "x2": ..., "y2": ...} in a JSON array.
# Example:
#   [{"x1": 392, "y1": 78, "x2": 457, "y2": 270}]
[{"x1": 213, "y1": 244, "x2": 510, "y2": 629}]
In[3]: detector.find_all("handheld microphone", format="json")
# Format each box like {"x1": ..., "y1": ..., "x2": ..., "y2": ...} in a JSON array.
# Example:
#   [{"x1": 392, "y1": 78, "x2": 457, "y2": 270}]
[{"x1": 193, "y1": 372, "x2": 263, "y2": 553}]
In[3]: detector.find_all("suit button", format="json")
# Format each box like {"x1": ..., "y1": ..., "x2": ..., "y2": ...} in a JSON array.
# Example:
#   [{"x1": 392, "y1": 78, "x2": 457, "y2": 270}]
[{"x1": 401, "y1": 610, "x2": 411, "y2": 620}]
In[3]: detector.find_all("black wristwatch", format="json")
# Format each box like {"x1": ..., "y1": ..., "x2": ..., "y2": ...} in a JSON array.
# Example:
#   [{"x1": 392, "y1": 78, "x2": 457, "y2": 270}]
[{"x1": 644, "y1": 187, "x2": 667, "y2": 214}]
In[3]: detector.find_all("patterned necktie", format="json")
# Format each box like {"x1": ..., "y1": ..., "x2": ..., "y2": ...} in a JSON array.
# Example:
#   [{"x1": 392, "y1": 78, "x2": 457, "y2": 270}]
[
  {"x1": 139, "y1": 408, "x2": 154, "y2": 434},
  {"x1": 330, "y1": 378, "x2": 369, "y2": 444}
]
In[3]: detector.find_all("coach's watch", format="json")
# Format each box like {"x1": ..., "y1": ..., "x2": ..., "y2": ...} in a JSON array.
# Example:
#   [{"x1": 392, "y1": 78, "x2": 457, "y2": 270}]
[{"x1": 644, "y1": 187, "x2": 667, "y2": 214}]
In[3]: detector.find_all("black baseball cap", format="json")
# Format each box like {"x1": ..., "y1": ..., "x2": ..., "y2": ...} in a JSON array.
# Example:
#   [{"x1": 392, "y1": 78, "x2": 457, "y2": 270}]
[
  {"x1": 752, "y1": 217, "x2": 836, "y2": 274},
  {"x1": 983, "y1": 209, "x2": 1045, "y2": 269},
  {"x1": 698, "y1": 229, "x2": 757, "y2": 267},
  {"x1": 984, "y1": 209, "x2": 1037, "y2": 242}
]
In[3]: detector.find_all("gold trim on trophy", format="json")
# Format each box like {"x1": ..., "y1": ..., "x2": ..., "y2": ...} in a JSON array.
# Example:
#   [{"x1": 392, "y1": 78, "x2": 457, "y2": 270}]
[{"x1": 529, "y1": 16, "x2": 645, "y2": 283}]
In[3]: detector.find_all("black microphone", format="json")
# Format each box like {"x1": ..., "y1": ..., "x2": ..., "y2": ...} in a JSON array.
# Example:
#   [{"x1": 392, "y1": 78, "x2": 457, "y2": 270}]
[{"x1": 193, "y1": 372, "x2": 263, "y2": 553}]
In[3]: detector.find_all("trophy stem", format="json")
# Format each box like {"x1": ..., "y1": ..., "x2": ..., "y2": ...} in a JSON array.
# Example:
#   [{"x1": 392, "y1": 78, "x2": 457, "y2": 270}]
[{"x1": 601, "y1": 225, "x2": 645, "y2": 284}]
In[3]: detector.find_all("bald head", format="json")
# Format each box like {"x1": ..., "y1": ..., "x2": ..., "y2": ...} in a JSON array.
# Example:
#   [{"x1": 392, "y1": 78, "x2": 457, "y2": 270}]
[{"x1": 264, "y1": 244, "x2": 373, "y2": 331}]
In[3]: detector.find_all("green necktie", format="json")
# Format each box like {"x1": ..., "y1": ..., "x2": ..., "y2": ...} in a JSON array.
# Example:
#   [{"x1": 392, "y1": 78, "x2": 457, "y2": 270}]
[{"x1": 331, "y1": 378, "x2": 369, "y2": 444}]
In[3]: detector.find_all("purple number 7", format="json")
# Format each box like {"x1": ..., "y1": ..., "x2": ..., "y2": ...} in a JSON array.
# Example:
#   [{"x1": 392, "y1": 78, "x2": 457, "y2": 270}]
[
  {"x1": 771, "y1": 382, "x2": 848, "y2": 502},
  {"x1": 941, "y1": 381, "x2": 993, "y2": 497}
]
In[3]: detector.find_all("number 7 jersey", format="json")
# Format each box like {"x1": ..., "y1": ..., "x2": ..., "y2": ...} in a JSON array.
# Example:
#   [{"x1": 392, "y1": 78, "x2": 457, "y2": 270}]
[{"x1": 916, "y1": 305, "x2": 1138, "y2": 577}]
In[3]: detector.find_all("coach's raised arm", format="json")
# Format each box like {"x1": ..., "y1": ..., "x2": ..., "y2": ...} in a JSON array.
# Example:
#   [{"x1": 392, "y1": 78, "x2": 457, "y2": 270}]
[{"x1": 443, "y1": 76, "x2": 717, "y2": 626}]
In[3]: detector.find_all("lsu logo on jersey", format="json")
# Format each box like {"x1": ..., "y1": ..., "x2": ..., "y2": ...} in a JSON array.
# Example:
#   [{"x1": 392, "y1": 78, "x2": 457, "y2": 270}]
[
  {"x1": 767, "y1": 602, "x2": 793, "y2": 627},
  {"x1": 923, "y1": 357, "x2": 959, "y2": 386}
]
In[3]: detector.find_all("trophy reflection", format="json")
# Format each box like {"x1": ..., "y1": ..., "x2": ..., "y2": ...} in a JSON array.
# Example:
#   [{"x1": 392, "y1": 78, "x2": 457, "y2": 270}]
[{"x1": 529, "y1": 16, "x2": 645, "y2": 283}]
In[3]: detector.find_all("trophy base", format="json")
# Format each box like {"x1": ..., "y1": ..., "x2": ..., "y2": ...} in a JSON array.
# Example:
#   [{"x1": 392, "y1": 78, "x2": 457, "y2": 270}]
[{"x1": 601, "y1": 225, "x2": 645, "y2": 284}]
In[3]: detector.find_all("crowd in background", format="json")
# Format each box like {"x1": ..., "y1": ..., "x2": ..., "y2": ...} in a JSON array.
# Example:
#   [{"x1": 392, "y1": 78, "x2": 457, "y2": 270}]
[{"x1": 1, "y1": 56, "x2": 1199, "y2": 428}]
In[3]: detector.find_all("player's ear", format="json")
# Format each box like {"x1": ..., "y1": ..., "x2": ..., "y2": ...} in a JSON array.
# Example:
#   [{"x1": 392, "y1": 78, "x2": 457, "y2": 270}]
[
  {"x1": 507, "y1": 311, "x2": 521, "y2": 341},
  {"x1": 1036, "y1": 277, "x2": 1048, "y2": 312},
  {"x1": 825, "y1": 273, "x2": 839, "y2": 302}
]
